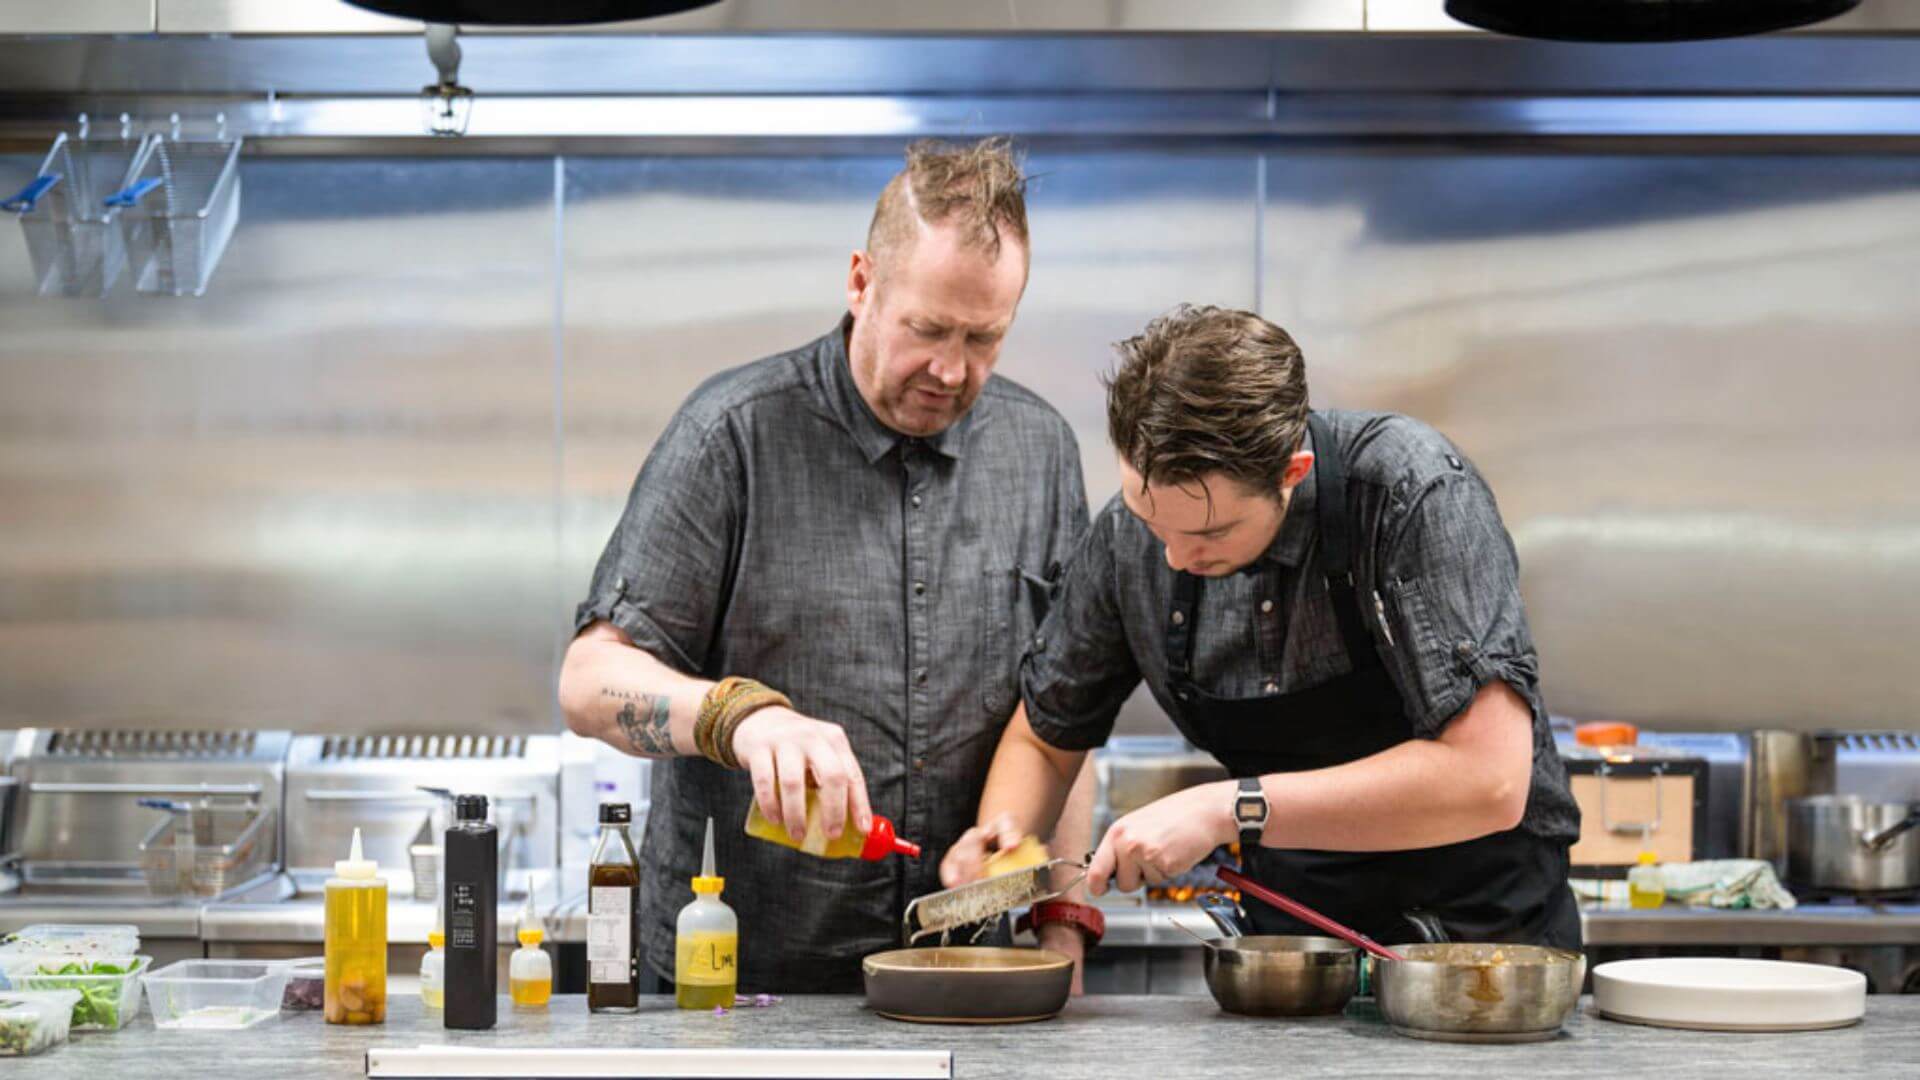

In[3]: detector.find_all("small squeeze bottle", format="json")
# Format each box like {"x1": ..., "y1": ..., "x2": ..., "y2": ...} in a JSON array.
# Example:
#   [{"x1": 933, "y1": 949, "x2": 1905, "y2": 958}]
[{"x1": 675, "y1": 817, "x2": 739, "y2": 1010}]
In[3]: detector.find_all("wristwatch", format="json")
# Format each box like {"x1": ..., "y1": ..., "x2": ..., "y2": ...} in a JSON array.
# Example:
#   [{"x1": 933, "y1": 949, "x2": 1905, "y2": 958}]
[{"x1": 1233, "y1": 777, "x2": 1268, "y2": 866}]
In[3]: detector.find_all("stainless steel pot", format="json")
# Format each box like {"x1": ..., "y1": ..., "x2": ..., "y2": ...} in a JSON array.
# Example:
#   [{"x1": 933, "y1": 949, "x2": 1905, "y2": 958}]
[
  {"x1": 1202, "y1": 935, "x2": 1359, "y2": 1017},
  {"x1": 1786, "y1": 795, "x2": 1920, "y2": 893},
  {"x1": 1373, "y1": 943, "x2": 1586, "y2": 1043}
]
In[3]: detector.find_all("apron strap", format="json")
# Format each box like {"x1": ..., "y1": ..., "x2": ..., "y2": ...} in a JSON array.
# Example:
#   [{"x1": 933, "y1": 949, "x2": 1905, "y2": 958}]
[{"x1": 1305, "y1": 412, "x2": 1374, "y2": 662}]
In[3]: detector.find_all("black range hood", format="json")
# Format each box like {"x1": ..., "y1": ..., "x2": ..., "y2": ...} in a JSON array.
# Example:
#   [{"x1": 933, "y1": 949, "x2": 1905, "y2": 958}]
[
  {"x1": 342, "y1": 0, "x2": 719, "y2": 26},
  {"x1": 1445, "y1": 0, "x2": 1862, "y2": 42}
]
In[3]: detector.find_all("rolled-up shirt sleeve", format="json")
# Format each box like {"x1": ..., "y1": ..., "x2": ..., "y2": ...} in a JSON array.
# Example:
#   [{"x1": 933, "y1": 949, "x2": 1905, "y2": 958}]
[
  {"x1": 574, "y1": 412, "x2": 743, "y2": 676},
  {"x1": 1020, "y1": 502, "x2": 1141, "y2": 751},
  {"x1": 1377, "y1": 470, "x2": 1544, "y2": 739}
]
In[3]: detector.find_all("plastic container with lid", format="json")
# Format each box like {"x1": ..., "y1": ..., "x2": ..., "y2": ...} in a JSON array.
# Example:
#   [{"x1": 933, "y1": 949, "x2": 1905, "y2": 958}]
[
  {"x1": 0, "y1": 954, "x2": 149, "y2": 1031},
  {"x1": 509, "y1": 898, "x2": 551, "y2": 1010},
  {"x1": 676, "y1": 818, "x2": 738, "y2": 1011},
  {"x1": 324, "y1": 828, "x2": 388, "y2": 1025},
  {"x1": 143, "y1": 959, "x2": 289, "y2": 1030},
  {"x1": 0, "y1": 989, "x2": 81, "y2": 1056},
  {"x1": 0, "y1": 924, "x2": 141, "y2": 959}
]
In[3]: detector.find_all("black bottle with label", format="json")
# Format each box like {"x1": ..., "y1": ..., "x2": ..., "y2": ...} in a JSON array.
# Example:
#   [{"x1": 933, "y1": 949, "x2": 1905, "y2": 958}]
[{"x1": 443, "y1": 793, "x2": 498, "y2": 1030}]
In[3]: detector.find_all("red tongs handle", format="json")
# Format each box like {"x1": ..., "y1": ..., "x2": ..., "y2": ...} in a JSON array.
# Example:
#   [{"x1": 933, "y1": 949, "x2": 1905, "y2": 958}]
[{"x1": 1214, "y1": 865, "x2": 1406, "y2": 963}]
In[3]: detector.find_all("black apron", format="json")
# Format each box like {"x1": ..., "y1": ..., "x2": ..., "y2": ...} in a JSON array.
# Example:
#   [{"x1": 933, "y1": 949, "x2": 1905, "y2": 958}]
[{"x1": 1162, "y1": 412, "x2": 1580, "y2": 951}]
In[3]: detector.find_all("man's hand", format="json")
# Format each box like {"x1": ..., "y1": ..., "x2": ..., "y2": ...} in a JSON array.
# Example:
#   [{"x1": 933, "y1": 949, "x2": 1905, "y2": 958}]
[
  {"x1": 730, "y1": 706, "x2": 872, "y2": 841},
  {"x1": 1087, "y1": 781, "x2": 1236, "y2": 896},
  {"x1": 938, "y1": 812, "x2": 1030, "y2": 887}
]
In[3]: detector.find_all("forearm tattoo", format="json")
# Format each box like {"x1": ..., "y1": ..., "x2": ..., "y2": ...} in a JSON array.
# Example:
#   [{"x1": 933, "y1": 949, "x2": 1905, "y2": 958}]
[{"x1": 603, "y1": 687, "x2": 674, "y2": 756}]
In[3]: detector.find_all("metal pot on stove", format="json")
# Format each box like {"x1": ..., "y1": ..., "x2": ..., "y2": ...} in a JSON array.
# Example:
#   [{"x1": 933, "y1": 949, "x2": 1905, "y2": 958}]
[{"x1": 1786, "y1": 795, "x2": 1920, "y2": 893}]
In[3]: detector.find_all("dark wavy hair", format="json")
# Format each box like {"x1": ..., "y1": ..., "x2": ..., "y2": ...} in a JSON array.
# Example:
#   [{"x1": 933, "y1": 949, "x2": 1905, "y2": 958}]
[{"x1": 1105, "y1": 305, "x2": 1309, "y2": 498}]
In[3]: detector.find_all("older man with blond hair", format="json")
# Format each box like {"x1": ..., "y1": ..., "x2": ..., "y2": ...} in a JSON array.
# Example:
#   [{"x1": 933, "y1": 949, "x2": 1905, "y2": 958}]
[{"x1": 560, "y1": 138, "x2": 1094, "y2": 993}]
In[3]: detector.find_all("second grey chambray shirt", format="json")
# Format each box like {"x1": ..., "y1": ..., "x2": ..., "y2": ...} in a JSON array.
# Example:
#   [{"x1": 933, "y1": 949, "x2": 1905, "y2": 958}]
[
  {"x1": 575, "y1": 316, "x2": 1088, "y2": 993},
  {"x1": 1021, "y1": 409, "x2": 1579, "y2": 844}
]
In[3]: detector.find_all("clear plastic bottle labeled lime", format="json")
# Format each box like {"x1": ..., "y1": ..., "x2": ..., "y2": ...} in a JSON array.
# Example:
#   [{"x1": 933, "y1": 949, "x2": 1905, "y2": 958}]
[
  {"x1": 324, "y1": 828, "x2": 388, "y2": 1025},
  {"x1": 676, "y1": 818, "x2": 738, "y2": 1010}
]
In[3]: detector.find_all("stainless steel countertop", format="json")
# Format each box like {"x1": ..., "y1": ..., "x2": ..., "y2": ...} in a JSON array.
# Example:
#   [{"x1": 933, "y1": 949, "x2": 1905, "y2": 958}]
[{"x1": 1093, "y1": 900, "x2": 1920, "y2": 949}]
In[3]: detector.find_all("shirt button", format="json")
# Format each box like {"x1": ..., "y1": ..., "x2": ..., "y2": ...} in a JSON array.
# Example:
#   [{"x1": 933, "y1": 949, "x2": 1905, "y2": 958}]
[
  {"x1": 1456, "y1": 641, "x2": 1474, "y2": 658},
  {"x1": 1260, "y1": 599, "x2": 1274, "y2": 614},
  {"x1": 910, "y1": 493, "x2": 923, "y2": 509},
  {"x1": 915, "y1": 668, "x2": 928, "y2": 685},
  {"x1": 913, "y1": 581, "x2": 927, "y2": 597},
  {"x1": 1264, "y1": 680, "x2": 1280, "y2": 694},
  {"x1": 1033, "y1": 635, "x2": 1045, "y2": 651},
  {"x1": 1171, "y1": 611, "x2": 1186, "y2": 626},
  {"x1": 913, "y1": 757, "x2": 927, "y2": 772},
  {"x1": 614, "y1": 576, "x2": 628, "y2": 594}
]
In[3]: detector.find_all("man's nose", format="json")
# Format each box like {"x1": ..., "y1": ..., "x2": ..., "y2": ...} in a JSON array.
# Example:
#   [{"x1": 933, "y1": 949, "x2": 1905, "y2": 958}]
[
  {"x1": 927, "y1": 348, "x2": 966, "y2": 387},
  {"x1": 1163, "y1": 542, "x2": 1195, "y2": 573}
]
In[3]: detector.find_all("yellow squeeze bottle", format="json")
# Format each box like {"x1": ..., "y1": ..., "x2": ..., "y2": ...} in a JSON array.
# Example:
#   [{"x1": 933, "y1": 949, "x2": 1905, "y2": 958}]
[
  {"x1": 675, "y1": 817, "x2": 738, "y2": 1010},
  {"x1": 419, "y1": 908, "x2": 445, "y2": 1010},
  {"x1": 1627, "y1": 851, "x2": 1667, "y2": 909},
  {"x1": 743, "y1": 794, "x2": 921, "y2": 861},
  {"x1": 324, "y1": 828, "x2": 388, "y2": 1025},
  {"x1": 509, "y1": 897, "x2": 553, "y2": 1009}
]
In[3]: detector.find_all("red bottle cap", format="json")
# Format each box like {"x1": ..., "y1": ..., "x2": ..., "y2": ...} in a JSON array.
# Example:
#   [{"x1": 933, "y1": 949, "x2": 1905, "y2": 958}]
[{"x1": 859, "y1": 815, "x2": 922, "y2": 860}]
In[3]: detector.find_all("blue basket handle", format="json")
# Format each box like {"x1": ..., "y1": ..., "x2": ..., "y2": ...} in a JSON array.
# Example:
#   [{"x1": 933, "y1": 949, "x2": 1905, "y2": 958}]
[
  {"x1": 1, "y1": 173, "x2": 60, "y2": 213},
  {"x1": 104, "y1": 176, "x2": 163, "y2": 208}
]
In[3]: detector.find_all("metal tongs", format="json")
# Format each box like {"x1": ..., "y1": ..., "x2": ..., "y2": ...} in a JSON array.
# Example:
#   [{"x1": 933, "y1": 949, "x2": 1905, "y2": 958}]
[{"x1": 901, "y1": 856, "x2": 1091, "y2": 945}]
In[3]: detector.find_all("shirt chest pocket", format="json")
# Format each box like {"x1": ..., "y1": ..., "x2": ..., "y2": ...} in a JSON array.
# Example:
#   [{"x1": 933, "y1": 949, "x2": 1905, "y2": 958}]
[{"x1": 979, "y1": 565, "x2": 1055, "y2": 718}]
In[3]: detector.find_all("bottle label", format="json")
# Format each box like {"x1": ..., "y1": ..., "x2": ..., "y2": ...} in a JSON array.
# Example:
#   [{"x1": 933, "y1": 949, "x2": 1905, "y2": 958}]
[
  {"x1": 676, "y1": 931, "x2": 738, "y2": 988},
  {"x1": 449, "y1": 881, "x2": 479, "y2": 949},
  {"x1": 587, "y1": 886, "x2": 632, "y2": 984}
]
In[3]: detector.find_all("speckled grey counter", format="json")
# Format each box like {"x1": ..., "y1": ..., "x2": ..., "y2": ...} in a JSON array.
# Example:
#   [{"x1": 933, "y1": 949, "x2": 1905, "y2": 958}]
[{"x1": 29, "y1": 994, "x2": 1920, "y2": 1078}]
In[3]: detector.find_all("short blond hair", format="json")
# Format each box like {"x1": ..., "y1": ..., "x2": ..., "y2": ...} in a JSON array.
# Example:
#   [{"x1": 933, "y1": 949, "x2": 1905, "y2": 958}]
[{"x1": 866, "y1": 136, "x2": 1030, "y2": 269}]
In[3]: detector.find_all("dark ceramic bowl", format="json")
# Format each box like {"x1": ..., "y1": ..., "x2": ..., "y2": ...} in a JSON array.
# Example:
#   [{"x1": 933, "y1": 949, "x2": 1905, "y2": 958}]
[{"x1": 862, "y1": 947, "x2": 1073, "y2": 1024}]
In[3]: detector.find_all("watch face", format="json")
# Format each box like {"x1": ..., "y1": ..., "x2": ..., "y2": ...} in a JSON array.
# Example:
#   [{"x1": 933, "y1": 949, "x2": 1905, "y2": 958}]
[{"x1": 1234, "y1": 796, "x2": 1267, "y2": 824}]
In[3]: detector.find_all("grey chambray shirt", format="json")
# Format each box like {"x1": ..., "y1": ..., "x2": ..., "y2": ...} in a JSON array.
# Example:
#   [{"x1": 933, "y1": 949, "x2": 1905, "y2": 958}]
[
  {"x1": 575, "y1": 316, "x2": 1088, "y2": 993},
  {"x1": 1022, "y1": 409, "x2": 1579, "y2": 844}
]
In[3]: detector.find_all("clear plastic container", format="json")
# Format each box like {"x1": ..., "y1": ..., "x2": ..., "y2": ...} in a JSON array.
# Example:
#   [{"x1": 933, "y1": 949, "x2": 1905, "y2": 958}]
[
  {"x1": 0, "y1": 955, "x2": 149, "y2": 1031},
  {"x1": 281, "y1": 957, "x2": 325, "y2": 1012},
  {"x1": 143, "y1": 960, "x2": 289, "y2": 1030},
  {"x1": 0, "y1": 924, "x2": 141, "y2": 959},
  {"x1": 0, "y1": 990, "x2": 81, "y2": 1056}
]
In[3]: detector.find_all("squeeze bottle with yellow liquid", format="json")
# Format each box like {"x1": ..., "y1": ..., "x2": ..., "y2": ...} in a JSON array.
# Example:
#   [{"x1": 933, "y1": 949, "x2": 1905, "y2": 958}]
[
  {"x1": 419, "y1": 907, "x2": 445, "y2": 1010},
  {"x1": 1627, "y1": 850, "x2": 1667, "y2": 909},
  {"x1": 324, "y1": 828, "x2": 388, "y2": 1025},
  {"x1": 675, "y1": 818, "x2": 738, "y2": 1010},
  {"x1": 509, "y1": 897, "x2": 552, "y2": 1009},
  {"x1": 744, "y1": 793, "x2": 921, "y2": 861}
]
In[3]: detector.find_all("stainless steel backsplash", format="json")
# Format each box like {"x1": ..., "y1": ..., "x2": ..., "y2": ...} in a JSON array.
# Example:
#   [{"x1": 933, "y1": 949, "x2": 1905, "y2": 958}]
[{"x1": 2, "y1": 148, "x2": 1915, "y2": 735}]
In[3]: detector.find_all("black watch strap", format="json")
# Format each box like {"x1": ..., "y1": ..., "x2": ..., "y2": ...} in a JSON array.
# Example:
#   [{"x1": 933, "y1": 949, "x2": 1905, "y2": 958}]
[{"x1": 1233, "y1": 776, "x2": 1268, "y2": 872}]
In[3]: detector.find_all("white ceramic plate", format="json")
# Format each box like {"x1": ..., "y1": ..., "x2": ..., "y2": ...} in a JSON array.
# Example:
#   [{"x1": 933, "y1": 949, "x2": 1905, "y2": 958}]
[{"x1": 1592, "y1": 958, "x2": 1866, "y2": 1033}]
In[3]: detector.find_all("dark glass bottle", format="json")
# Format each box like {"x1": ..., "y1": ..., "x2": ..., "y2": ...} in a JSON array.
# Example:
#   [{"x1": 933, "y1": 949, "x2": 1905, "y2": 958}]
[
  {"x1": 443, "y1": 793, "x2": 498, "y2": 1030},
  {"x1": 587, "y1": 802, "x2": 642, "y2": 1012}
]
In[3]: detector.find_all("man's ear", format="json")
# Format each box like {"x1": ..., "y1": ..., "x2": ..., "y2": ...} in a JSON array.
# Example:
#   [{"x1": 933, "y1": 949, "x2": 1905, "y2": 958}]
[
  {"x1": 847, "y1": 249, "x2": 875, "y2": 312},
  {"x1": 1280, "y1": 449, "x2": 1315, "y2": 495}
]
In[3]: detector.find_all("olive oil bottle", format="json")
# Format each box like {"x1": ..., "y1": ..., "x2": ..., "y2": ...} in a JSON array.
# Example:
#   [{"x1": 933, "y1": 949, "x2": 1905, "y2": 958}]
[{"x1": 587, "y1": 802, "x2": 641, "y2": 1011}]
